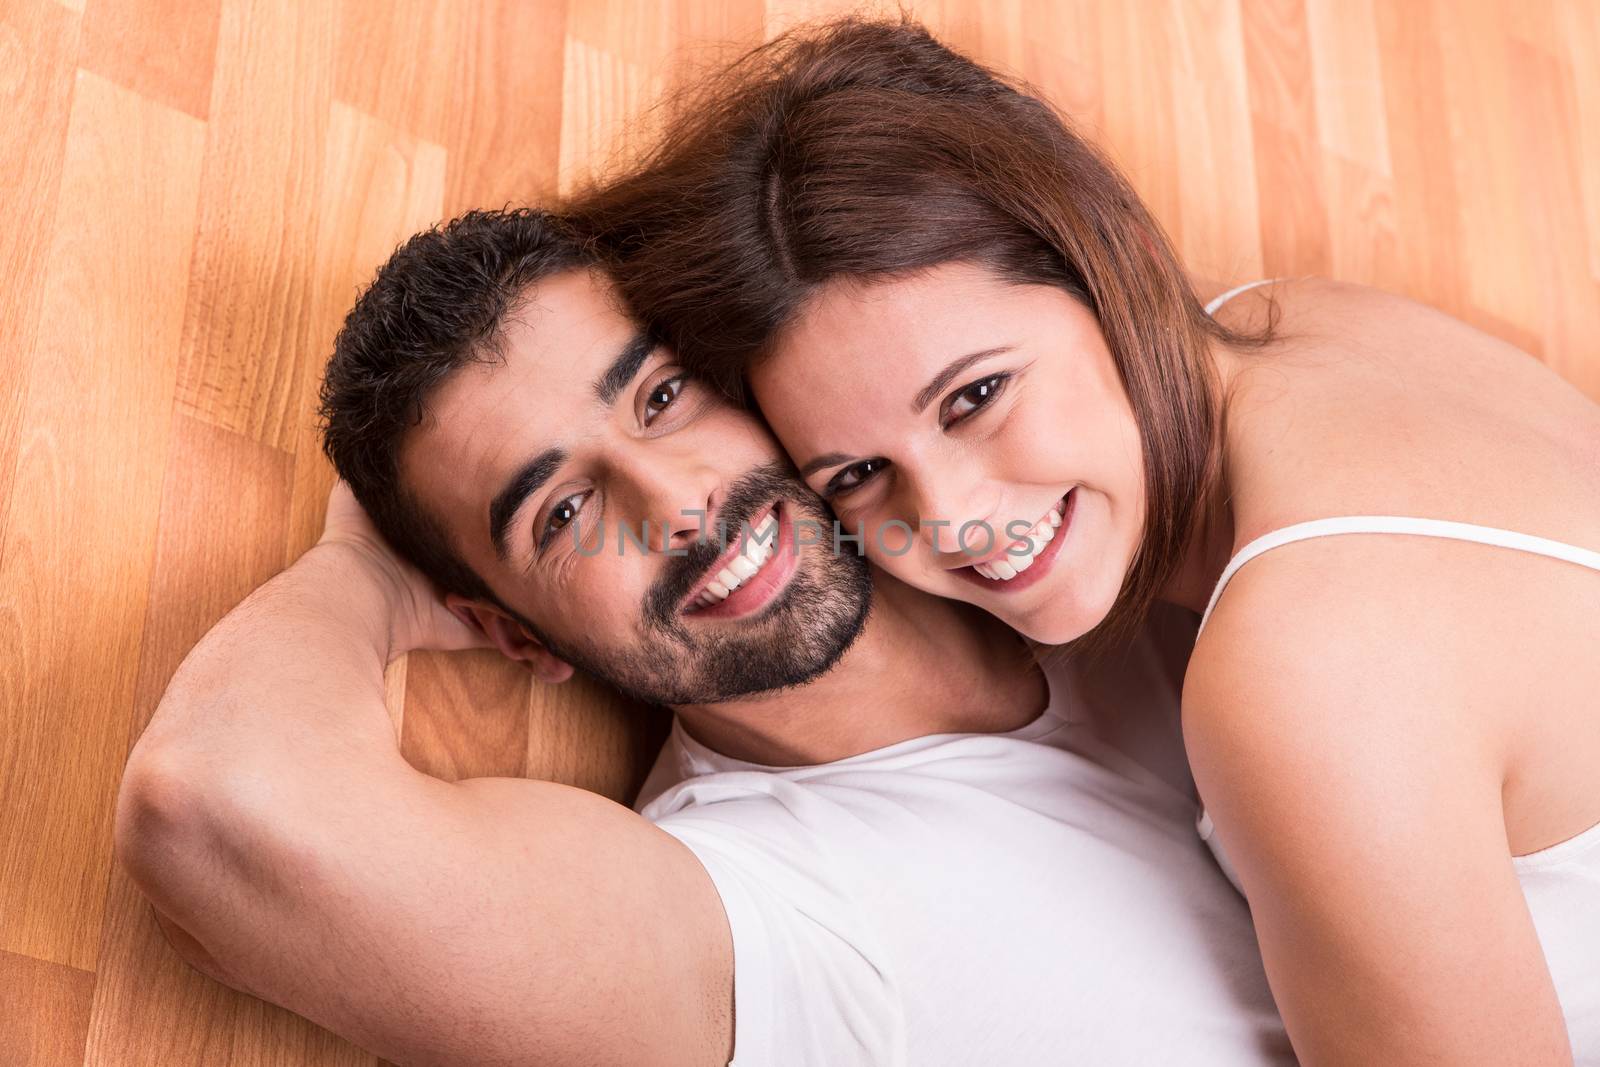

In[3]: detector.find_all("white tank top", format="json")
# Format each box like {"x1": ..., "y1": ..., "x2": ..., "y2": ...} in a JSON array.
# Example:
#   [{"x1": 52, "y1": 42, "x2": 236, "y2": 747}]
[{"x1": 1197, "y1": 281, "x2": 1600, "y2": 1061}]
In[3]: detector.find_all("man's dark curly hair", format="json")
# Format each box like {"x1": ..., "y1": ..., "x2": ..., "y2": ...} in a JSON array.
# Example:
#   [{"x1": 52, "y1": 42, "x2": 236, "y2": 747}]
[{"x1": 319, "y1": 208, "x2": 590, "y2": 605}]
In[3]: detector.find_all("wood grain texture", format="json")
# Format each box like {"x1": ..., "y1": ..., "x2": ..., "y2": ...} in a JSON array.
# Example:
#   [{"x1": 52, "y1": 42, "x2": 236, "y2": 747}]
[
  {"x1": 1242, "y1": 0, "x2": 1333, "y2": 277},
  {"x1": 0, "y1": 949, "x2": 96, "y2": 1067},
  {"x1": 0, "y1": 1, "x2": 1594, "y2": 1063},
  {"x1": 0, "y1": 0, "x2": 80, "y2": 564},
  {"x1": 284, "y1": 101, "x2": 446, "y2": 558},
  {"x1": 527, "y1": 672, "x2": 671, "y2": 804},
  {"x1": 399, "y1": 649, "x2": 533, "y2": 783},
  {"x1": 172, "y1": 0, "x2": 336, "y2": 452},
  {"x1": 79, "y1": 0, "x2": 222, "y2": 120},
  {"x1": 0, "y1": 68, "x2": 204, "y2": 971}
]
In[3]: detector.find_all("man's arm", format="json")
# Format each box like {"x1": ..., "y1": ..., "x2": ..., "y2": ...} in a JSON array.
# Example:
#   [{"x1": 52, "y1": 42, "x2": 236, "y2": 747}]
[{"x1": 115, "y1": 489, "x2": 733, "y2": 1066}]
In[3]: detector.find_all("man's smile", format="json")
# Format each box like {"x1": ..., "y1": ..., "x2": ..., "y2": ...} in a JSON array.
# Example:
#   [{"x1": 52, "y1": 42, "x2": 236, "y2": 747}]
[{"x1": 680, "y1": 501, "x2": 801, "y2": 620}]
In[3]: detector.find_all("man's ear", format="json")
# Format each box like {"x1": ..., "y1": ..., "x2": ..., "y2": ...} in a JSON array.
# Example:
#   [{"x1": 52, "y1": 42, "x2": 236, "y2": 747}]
[{"x1": 443, "y1": 594, "x2": 575, "y2": 685}]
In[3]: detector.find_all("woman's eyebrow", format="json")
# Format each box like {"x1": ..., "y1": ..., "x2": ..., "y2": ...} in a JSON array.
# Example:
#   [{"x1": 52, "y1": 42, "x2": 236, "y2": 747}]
[{"x1": 911, "y1": 346, "x2": 1014, "y2": 414}]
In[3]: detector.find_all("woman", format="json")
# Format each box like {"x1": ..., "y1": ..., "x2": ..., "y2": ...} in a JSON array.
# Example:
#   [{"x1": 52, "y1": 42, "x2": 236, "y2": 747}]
[{"x1": 577, "y1": 17, "x2": 1600, "y2": 1066}]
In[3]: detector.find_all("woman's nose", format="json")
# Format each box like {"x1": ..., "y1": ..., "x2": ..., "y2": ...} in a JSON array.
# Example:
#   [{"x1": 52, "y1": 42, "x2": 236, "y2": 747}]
[{"x1": 908, "y1": 474, "x2": 998, "y2": 562}]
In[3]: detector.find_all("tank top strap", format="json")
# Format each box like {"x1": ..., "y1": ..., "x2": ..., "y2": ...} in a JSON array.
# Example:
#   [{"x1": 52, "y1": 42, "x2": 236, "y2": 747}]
[
  {"x1": 1197, "y1": 515, "x2": 1600, "y2": 635},
  {"x1": 1203, "y1": 278, "x2": 1278, "y2": 317}
]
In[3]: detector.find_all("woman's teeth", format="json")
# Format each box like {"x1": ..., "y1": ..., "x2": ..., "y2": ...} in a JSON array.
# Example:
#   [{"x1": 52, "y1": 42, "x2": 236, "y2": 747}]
[
  {"x1": 972, "y1": 500, "x2": 1064, "y2": 581},
  {"x1": 691, "y1": 512, "x2": 780, "y2": 610}
]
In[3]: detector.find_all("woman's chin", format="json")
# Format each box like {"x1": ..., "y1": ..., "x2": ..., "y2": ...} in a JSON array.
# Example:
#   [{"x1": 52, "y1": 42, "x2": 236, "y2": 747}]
[
  {"x1": 1008, "y1": 602, "x2": 1102, "y2": 646},
  {"x1": 991, "y1": 562, "x2": 1122, "y2": 646}
]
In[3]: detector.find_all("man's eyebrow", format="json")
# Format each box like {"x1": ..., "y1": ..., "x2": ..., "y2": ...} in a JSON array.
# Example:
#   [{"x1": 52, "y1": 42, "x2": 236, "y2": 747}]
[
  {"x1": 798, "y1": 451, "x2": 854, "y2": 479},
  {"x1": 911, "y1": 346, "x2": 1015, "y2": 414},
  {"x1": 592, "y1": 330, "x2": 657, "y2": 406},
  {"x1": 489, "y1": 446, "x2": 568, "y2": 560}
]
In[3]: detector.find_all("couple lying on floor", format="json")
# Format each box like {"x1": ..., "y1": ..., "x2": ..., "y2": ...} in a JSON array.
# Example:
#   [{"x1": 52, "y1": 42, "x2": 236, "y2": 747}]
[{"x1": 117, "y1": 18, "x2": 1600, "y2": 1067}]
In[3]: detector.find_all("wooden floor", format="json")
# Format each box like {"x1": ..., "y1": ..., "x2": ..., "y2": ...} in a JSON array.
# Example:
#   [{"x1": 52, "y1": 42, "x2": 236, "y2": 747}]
[{"x1": 1, "y1": 0, "x2": 1596, "y2": 1063}]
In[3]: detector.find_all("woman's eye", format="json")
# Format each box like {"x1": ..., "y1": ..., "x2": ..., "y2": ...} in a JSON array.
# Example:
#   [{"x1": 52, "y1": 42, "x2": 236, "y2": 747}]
[
  {"x1": 825, "y1": 458, "x2": 888, "y2": 497},
  {"x1": 539, "y1": 491, "x2": 588, "y2": 549},
  {"x1": 643, "y1": 376, "x2": 684, "y2": 424},
  {"x1": 942, "y1": 374, "x2": 1009, "y2": 426}
]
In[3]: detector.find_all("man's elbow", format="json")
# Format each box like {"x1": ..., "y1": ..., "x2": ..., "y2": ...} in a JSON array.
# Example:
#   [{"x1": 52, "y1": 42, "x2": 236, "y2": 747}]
[
  {"x1": 113, "y1": 744, "x2": 276, "y2": 935},
  {"x1": 115, "y1": 747, "x2": 208, "y2": 892},
  {"x1": 114, "y1": 748, "x2": 267, "y2": 993}
]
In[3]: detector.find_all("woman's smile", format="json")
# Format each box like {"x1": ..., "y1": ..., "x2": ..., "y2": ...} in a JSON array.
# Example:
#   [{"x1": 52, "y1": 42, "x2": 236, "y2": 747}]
[{"x1": 950, "y1": 488, "x2": 1076, "y2": 594}]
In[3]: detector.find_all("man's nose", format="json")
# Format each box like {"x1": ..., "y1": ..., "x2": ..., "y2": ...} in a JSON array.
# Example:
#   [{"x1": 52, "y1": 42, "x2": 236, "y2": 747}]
[{"x1": 613, "y1": 441, "x2": 720, "y2": 554}]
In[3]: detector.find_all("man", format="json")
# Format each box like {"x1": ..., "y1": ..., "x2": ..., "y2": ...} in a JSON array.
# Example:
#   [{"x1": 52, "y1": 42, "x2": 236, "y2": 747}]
[{"x1": 116, "y1": 209, "x2": 1292, "y2": 1066}]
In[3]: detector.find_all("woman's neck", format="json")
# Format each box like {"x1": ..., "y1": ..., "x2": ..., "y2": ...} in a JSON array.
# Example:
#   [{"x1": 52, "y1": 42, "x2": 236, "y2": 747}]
[{"x1": 1156, "y1": 340, "x2": 1246, "y2": 616}]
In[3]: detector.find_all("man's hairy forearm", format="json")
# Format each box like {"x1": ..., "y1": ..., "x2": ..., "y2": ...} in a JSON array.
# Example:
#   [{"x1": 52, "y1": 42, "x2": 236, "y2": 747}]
[{"x1": 132, "y1": 542, "x2": 404, "y2": 776}]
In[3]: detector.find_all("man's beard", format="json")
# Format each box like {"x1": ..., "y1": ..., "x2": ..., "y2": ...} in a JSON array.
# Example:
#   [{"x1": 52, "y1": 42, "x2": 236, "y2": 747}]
[{"x1": 533, "y1": 462, "x2": 873, "y2": 706}]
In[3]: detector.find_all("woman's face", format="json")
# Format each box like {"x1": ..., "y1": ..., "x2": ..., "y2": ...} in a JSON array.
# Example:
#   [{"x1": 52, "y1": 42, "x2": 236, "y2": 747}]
[{"x1": 750, "y1": 260, "x2": 1147, "y2": 644}]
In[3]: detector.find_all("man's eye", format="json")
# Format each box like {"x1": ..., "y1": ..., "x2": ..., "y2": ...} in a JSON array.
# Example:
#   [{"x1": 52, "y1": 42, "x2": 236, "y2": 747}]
[
  {"x1": 825, "y1": 458, "x2": 888, "y2": 497},
  {"x1": 941, "y1": 373, "x2": 1009, "y2": 427},
  {"x1": 539, "y1": 491, "x2": 588, "y2": 549},
  {"x1": 643, "y1": 376, "x2": 684, "y2": 425}
]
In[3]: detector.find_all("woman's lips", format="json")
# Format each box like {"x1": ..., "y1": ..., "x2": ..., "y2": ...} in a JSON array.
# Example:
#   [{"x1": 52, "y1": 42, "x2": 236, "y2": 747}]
[{"x1": 952, "y1": 488, "x2": 1076, "y2": 594}]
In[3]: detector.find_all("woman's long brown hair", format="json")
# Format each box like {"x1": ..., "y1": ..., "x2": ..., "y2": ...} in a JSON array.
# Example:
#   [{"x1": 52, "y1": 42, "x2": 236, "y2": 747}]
[{"x1": 575, "y1": 16, "x2": 1269, "y2": 654}]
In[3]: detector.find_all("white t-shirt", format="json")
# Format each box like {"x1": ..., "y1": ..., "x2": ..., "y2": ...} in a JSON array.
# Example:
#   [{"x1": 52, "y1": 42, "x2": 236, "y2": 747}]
[{"x1": 636, "y1": 610, "x2": 1293, "y2": 1066}]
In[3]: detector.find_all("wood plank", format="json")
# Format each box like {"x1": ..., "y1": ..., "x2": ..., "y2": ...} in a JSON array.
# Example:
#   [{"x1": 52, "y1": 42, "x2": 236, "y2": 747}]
[
  {"x1": 1434, "y1": 1, "x2": 1540, "y2": 344},
  {"x1": 567, "y1": 0, "x2": 764, "y2": 73},
  {"x1": 278, "y1": 99, "x2": 445, "y2": 788},
  {"x1": 332, "y1": 0, "x2": 463, "y2": 146},
  {"x1": 559, "y1": 0, "x2": 764, "y2": 197},
  {"x1": 1019, "y1": 0, "x2": 1105, "y2": 135},
  {"x1": 1554, "y1": 0, "x2": 1600, "y2": 283},
  {"x1": 1508, "y1": 39, "x2": 1600, "y2": 399},
  {"x1": 1304, "y1": 0, "x2": 1390, "y2": 175},
  {"x1": 1242, "y1": 0, "x2": 1332, "y2": 277},
  {"x1": 121, "y1": 417, "x2": 296, "y2": 750},
  {"x1": 0, "y1": 0, "x2": 80, "y2": 564},
  {"x1": 1096, "y1": 0, "x2": 1185, "y2": 254},
  {"x1": 765, "y1": 0, "x2": 893, "y2": 37},
  {"x1": 80, "y1": 0, "x2": 223, "y2": 120},
  {"x1": 283, "y1": 102, "x2": 445, "y2": 560},
  {"x1": 438, "y1": 0, "x2": 569, "y2": 214},
  {"x1": 918, "y1": 0, "x2": 1027, "y2": 73},
  {"x1": 399, "y1": 650, "x2": 533, "y2": 782},
  {"x1": 1372, "y1": 0, "x2": 1467, "y2": 316},
  {"x1": 0, "y1": 948, "x2": 96, "y2": 1067},
  {"x1": 1167, "y1": 0, "x2": 1264, "y2": 282},
  {"x1": 1321, "y1": 152, "x2": 1401, "y2": 292},
  {"x1": 1249, "y1": 116, "x2": 1332, "y2": 278},
  {"x1": 84, "y1": 867, "x2": 257, "y2": 1067},
  {"x1": 557, "y1": 34, "x2": 664, "y2": 196},
  {"x1": 173, "y1": 0, "x2": 336, "y2": 452},
  {"x1": 526, "y1": 672, "x2": 672, "y2": 807},
  {"x1": 0, "y1": 70, "x2": 205, "y2": 971}
]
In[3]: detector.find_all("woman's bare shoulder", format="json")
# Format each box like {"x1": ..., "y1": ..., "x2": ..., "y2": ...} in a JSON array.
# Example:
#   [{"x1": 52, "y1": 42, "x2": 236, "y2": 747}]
[
  {"x1": 1216, "y1": 277, "x2": 1600, "y2": 541},
  {"x1": 1180, "y1": 533, "x2": 1495, "y2": 764}
]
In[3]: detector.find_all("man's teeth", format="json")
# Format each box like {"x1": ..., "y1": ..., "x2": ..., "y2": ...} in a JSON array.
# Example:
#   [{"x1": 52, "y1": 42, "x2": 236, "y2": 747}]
[
  {"x1": 691, "y1": 512, "x2": 780, "y2": 610},
  {"x1": 973, "y1": 501, "x2": 1064, "y2": 582}
]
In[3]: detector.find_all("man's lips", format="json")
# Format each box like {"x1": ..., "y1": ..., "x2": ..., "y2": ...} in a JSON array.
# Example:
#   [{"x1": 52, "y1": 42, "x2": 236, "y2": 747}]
[{"x1": 677, "y1": 501, "x2": 785, "y2": 615}]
